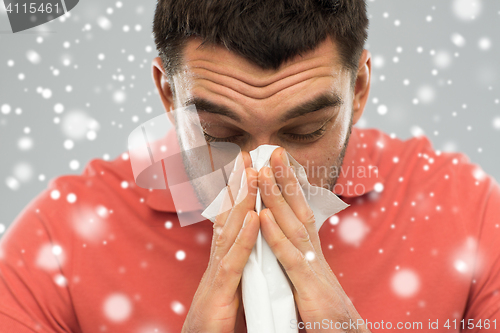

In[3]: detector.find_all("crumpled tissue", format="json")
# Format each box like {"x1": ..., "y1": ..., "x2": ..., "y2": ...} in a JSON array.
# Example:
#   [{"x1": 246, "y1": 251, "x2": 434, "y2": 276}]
[{"x1": 201, "y1": 144, "x2": 349, "y2": 333}]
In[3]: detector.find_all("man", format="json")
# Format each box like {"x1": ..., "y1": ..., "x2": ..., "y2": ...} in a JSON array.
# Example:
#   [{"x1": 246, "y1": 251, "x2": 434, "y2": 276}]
[{"x1": 1, "y1": 0, "x2": 499, "y2": 332}]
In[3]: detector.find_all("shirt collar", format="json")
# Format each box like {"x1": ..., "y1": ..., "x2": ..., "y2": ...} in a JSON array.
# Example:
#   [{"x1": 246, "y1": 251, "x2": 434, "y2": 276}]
[{"x1": 145, "y1": 126, "x2": 384, "y2": 213}]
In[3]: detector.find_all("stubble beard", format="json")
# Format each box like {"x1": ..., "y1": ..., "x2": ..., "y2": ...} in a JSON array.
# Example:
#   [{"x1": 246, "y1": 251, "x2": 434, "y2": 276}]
[{"x1": 324, "y1": 112, "x2": 353, "y2": 192}]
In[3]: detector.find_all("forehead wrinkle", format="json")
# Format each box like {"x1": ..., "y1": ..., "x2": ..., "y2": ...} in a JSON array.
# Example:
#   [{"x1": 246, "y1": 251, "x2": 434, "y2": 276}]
[
  {"x1": 192, "y1": 89, "x2": 281, "y2": 129},
  {"x1": 193, "y1": 85, "x2": 254, "y2": 123},
  {"x1": 193, "y1": 74, "x2": 335, "y2": 102},
  {"x1": 190, "y1": 67, "x2": 337, "y2": 100},
  {"x1": 185, "y1": 56, "x2": 338, "y2": 88},
  {"x1": 191, "y1": 79, "x2": 343, "y2": 129},
  {"x1": 190, "y1": 64, "x2": 335, "y2": 88},
  {"x1": 192, "y1": 80, "x2": 342, "y2": 128}
]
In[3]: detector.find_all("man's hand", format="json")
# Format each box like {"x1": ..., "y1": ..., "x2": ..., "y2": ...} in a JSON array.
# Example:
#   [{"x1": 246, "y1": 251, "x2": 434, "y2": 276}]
[
  {"x1": 258, "y1": 148, "x2": 371, "y2": 333},
  {"x1": 182, "y1": 152, "x2": 259, "y2": 333}
]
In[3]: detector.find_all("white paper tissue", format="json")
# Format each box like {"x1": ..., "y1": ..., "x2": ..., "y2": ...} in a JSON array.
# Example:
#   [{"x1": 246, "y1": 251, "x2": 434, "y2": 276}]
[{"x1": 201, "y1": 145, "x2": 349, "y2": 333}]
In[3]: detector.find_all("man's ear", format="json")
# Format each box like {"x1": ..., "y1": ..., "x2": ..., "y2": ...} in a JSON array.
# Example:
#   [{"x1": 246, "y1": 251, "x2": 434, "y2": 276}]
[
  {"x1": 152, "y1": 57, "x2": 175, "y2": 124},
  {"x1": 351, "y1": 49, "x2": 371, "y2": 125}
]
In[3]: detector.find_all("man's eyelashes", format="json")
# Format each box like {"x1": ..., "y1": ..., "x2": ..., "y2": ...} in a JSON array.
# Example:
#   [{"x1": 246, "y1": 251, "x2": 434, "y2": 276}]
[{"x1": 202, "y1": 123, "x2": 329, "y2": 144}]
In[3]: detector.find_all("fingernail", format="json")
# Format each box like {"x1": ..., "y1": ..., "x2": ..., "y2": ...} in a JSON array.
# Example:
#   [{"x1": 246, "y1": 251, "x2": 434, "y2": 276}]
[
  {"x1": 281, "y1": 149, "x2": 289, "y2": 166},
  {"x1": 243, "y1": 211, "x2": 252, "y2": 228},
  {"x1": 265, "y1": 167, "x2": 273, "y2": 178},
  {"x1": 265, "y1": 209, "x2": 276, "y2": 223}
]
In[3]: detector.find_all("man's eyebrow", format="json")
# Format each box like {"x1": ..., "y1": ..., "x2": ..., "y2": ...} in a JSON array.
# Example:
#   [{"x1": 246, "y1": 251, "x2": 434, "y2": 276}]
[
  {"x1": 184, "y1": 97, "x2": 242, "y2": 122},
  {"x1": 184, "y1": 92, "x2": 343, "y2": 123},
  {"x1": 278, "y1": 93, "x2": 343, "y2": 122}
]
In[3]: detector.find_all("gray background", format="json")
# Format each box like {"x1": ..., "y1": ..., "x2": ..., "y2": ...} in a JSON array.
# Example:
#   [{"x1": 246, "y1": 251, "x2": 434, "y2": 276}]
[{"x1": 1, "y1": 0, "x2": 499, "y2": 235}]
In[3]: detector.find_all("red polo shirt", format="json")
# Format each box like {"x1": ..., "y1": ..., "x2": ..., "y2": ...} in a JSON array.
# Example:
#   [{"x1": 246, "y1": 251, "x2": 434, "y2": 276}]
[{"x1": 1, "y1": 126, "x2": 499, "y2": 332}]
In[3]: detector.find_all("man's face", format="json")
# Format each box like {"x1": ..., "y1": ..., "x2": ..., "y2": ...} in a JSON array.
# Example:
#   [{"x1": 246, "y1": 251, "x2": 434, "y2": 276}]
[{"x1": 155, "y1": 36, "x2": 369, "y2": 206}]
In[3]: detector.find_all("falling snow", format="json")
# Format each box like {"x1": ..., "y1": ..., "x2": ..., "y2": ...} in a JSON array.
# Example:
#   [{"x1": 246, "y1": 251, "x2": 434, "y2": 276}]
[
  {"x1": 171, "y1": 301, "x2": 186, "y2": 315},
  {"x1": 478, "y1": 37, "x2": 492, "y2": 51},
  {"x1": 36, "y1": 243, "x2": 65, "y2": 271},
  {"x1": 175, "y1": 250, "x2": 186, "y2": 261},
  {"x1": 67, "y1": 193, "x2": 77, "y2": 203},
  {"x1": 329, "y1": 215, "x2": 340, "y2": 225},
  {"x1": 54, "y1": 274, "x2": 68, "y2": 287},
  {"x1": 12, "y1": 162, "x2": 34, "y2": 183},
  {"x1": 26, "y1": 50, "x2": 41, "y2": 64},
  {"x1": 1, "y1": 104, "x2": 11, "y2": 115},
  {"x1": 103, "y1": 293, "x2": 133, "y2": 322},
  {"x1": 416, "y1": 85, "x2": 436, "y2": 104},
  {"x1": 337, "y1": 216, "x2": 370, "y2": 247},
  {"x1": 451, "y1": 33, "x2": 466, "y2": 47},
  {"x1": 69, "y1": 160, "x2": 80, "y2": 170},
  {"x1": 50, "y1": 190, "x2": 61, "y2": 200},
  {"x1": 452, "y1": 0, "x2": 482, "y2": 21},
  {"x1": 61, "y1": 111, "x2": 100, "y2": 140},
  {"x1": 374, "y1": 182, "x2": 384, "y2": 193},
  {"x1": 1, "y1": 2, "x2": 499, "y2": 329},
  {"x1": 97, "y1": 17, "x2": 112, "y2": 30},
  {"x1": 377, "y1": 105, "x2": 388, "y2": 115},
  {"x1": 493, "y1": 117, "x2": 500, "y2": 130},
  {"x1": 391, "y1": 269, "x2": 420, "y2": 298},
  {"x1": 18, "y1": 137, "x2": 34, "y2": 151}
]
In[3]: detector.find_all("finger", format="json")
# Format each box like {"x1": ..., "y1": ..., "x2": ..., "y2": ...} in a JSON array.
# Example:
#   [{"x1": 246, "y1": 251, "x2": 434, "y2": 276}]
[
  {"x1": 241, "y1": 150, "x2": 252, "y2": 169},
  {"x1": 213, "y1": 151, "x2": 253, "y2": 231},
  {"x1": 215, "y1": 210, "x2": 260, "y2": 299},
  {"x1": 209, "y1": 154, "x2": 244, "y2": 261},
  {"x1": 224, "y1": 151, "x2": 252, "y2": 210},
  {"x1": 260, "y1": 208, "x2": 318, "y2": 296},
  {"x1": 210, "y1": 167, "x2": 258, "y2": 269},
  {"x1": 258, "y1": 166, "x2": 316, "y2": 257},
  {"x1": 210, "y1": 151, "x2": 253, "y2": 263},
  {"x1": 270, "y1": 148, "x2": 323, "y2": 254},
  {"x1": 213, "y1": 151, "x2": 247, "y2": 233},
  {"x1": 234, "y1": 283, "x2": 247, "y2": 332}
]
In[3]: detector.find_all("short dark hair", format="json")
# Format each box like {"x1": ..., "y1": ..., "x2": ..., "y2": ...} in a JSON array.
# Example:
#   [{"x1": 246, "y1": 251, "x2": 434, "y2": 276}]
[{"x1": 153, "y1": 0, "x2": 369, "y2": 90}]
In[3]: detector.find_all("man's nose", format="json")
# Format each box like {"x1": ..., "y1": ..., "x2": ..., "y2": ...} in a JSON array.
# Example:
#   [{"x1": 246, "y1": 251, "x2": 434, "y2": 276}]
[{"x1": 239, "y1": 136, "x2": 283, "y2": 153}]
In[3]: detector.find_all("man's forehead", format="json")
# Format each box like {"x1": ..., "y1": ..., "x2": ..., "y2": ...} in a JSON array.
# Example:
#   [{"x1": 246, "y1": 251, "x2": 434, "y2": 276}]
[
  {"x1": 178, "y1": 36, "x2": 345, "y2": 86},
  {"x1": 171, "y1": 36, "x2": 350, "y2": 120}
]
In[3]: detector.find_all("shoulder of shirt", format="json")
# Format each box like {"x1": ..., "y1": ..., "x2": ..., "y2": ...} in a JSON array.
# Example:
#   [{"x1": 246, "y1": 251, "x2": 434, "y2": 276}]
[
  {"x1": 47, "y1": 155, "x2": 140, "y2": 196},
  {"x1": 358, "y1": 127, "x2": 495, "y2": 188},
  {"x1": 31, "y1": 155, "x2": 154, "y2": 224},
  {"x1": 358, "y1": 127, "x2": 499, "y2": 227}
]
